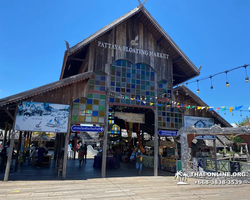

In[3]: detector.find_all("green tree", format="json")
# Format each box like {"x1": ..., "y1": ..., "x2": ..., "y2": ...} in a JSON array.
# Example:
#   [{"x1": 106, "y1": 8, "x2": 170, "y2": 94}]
[{"x1": 235, "y1": 116, "x2": 250, "y2": 127}]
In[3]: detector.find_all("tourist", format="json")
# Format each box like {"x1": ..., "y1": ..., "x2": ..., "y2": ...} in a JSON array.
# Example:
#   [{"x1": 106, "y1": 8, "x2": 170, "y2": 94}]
[
  {"x1": 136, "y1": 148, "x2": 143, "y2": 175},
  {"x1": 68, "y1": 142, "x2": 73, "y2": 159},
  {"x1": 83, "y1": 144, "x2": 87, "y2": 163},
  {"x1": 37, "y1": 143, "x2": 45, "y2": 169},
  {"x1": 115, "y1": 146, "x2": 122, "y2": 167},
  {"x1": 77, "y1": 143, "x2": 84, "y2": 166}
]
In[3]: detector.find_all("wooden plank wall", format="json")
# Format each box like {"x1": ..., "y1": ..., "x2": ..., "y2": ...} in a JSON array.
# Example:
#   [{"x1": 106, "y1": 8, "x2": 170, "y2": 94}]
[
  {"x1": 87, "y1": 16, "x2": 173, "y2": 85},
  {"x1": 29, "y1": 80, "x2": 89, "y2": 105}
]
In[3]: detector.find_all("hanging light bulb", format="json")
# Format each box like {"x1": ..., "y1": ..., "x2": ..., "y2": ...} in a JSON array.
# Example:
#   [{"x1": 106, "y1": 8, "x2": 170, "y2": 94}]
[
  {"x1": 232, "y1": 113, "x2": 234, "y2": 117},
  {"x1": 244, "y1": 65, "x2": 249, "y2": 83},
  {"x1": 210, "y1": 76, "x2": 213, "y2": 90},
  {"x1": 225, "y1": 71, "x2": 229, "y2": 87},
  {"x1": 185, "y1": 90, "x2": 188, "y2": 96},
  {"x1": 240, "y1": 110, "x2": 242, "y2": 117},
  {"x1": 176, "y1": 90, "x2": 178, "y2": 96},
  {"x1": 224, "y1": 113, "x2": 226, "y2": 115},
  {"x1": 196, "y1": 80, "x2": 199, "y2": 93}
]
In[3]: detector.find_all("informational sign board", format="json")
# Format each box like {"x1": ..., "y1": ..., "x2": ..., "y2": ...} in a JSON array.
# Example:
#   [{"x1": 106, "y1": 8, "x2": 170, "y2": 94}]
[
  {"x1": 184, "y1": 116, "x2": 214, "y2": 128},
  {"x1": 158, "y1": 130, "x2": 178, "y2": 137},
  {"x1": 195, "y1": 135, "x2": 216, "y2": 140},
  {"x1": 71, "y1": 125, "x2": 104, "y2": 132},
  {"x1": 230, "y1": 162, "x2": 241, "y2": 174},
  {"x1": 15, "y1": 102, "x2": 70, "y2": 133},
  {"x1": 114, "y1": 112, "x2": 145, "y2": 123}
]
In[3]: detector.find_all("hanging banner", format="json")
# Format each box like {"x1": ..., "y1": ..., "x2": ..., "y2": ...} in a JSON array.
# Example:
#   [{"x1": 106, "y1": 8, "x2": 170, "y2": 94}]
[
  {"x1": 15, "y1": 102, "x2": 70, "y2": 133},
  {"x1": 184, "y1": 116, "x2": 214, "y2": 128},
  {"x1": 114, "y1": 112, "x2": 145, "y2": 123}
]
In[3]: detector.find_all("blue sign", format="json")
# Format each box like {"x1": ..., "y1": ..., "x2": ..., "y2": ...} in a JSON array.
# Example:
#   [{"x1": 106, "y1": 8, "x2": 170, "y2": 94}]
[
  {"x1": 195, "y1": 135, "x2": 215, "y2": 140},
  {"x1": 158, "y1": 130, "x2": 178, "y2": 136},
  {"x1": 71, "y1": 125, "x2": 104, "y2": 132}
]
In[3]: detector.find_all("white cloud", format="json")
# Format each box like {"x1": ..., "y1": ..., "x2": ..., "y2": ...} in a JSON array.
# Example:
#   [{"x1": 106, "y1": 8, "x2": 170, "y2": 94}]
[{"x1": 230, "y1": 123, "x2": 237, "y2": 127}]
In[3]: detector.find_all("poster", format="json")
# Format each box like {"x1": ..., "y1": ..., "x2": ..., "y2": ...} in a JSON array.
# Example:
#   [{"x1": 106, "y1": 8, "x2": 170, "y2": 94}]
[
  {"x1": 15, "y1": 102, "x2": 70, "y2": 133},
  {"x1": 184, "y1": 116, "x2": 214, "y2": 128}
]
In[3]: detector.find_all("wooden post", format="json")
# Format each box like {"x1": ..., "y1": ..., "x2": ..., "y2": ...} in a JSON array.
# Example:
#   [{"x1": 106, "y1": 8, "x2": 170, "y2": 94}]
[
  {"x1": 101, "y1": 89, "x2": 109, "y2": 178},
  {"x1": 62, "y1": 103, "x2": 72, "y2": 180},
  {"x1": 15, "y1": 131, "x2": 22, "y2": 172},
  {"x1": 4, "y1": 106, "x2": 18, "y2": 181},
  {"x1": 154, "y1": 76, "x2": 159, "y2": 176},
  {"x1": 213, "y1": 137, "x2": 218, "y2": 172}
]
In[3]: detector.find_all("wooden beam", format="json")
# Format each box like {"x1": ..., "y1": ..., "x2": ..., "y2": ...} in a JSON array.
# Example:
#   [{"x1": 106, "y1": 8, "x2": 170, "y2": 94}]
[
  {"x1": 69, "y1": 57, "x2": 87, "y2": 62},
  {"x1": 173, "y1": 74, "x2": 186, "y2": 78},
  {"x1": 4, "y1": 105, "x2": 18, "y2": 181},
  {"x1": 4, "y1": 108, "x2": 14, "y2": 120}
]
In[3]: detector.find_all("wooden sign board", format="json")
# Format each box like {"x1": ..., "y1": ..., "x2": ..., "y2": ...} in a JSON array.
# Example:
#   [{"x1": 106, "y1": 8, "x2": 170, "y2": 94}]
[{"x1": 114, "y1": 112, "x2": 145, "y2": 124}]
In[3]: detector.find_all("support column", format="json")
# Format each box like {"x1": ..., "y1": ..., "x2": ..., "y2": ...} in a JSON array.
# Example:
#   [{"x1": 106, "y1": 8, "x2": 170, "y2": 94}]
[
  {"x1": 101, "y1": 90, "x2": 110, "y2": 178},
  {"x1": 154, "y1": 75, "x2": 159, "y2": 176},
  {"x1": 213, "y1": 137, "x2": 218, "y2": 172},
  {"x1": 4, "y1": 106, "x2": 18, "y2": 181},
  {"x1": 62, "y1": 104, "x2": 72, "y2": 180},
  {"x1": 74, "y1": 132, "x2": 77, "y2": 160}
]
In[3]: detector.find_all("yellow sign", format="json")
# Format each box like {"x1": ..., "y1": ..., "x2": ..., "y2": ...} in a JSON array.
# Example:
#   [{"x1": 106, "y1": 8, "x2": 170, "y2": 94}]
[
  {"x1": 159, "y1": 146, "x2": 163, "y2": 155},
  {"x1": 114, "y1": 112, "x2": 145, "y2": 123}
]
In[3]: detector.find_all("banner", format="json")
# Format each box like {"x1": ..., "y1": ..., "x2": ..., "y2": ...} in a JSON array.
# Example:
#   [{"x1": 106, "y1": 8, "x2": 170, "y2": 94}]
[
  {"x1": 184, "y1": 116, "x2": 214, "y2": 128},
  {"x1": 15, "y1": 102, "x2": 70, "y2": 133},
  {"x1": 114, "y1": 112, "x2": 145, "y2": 123}
]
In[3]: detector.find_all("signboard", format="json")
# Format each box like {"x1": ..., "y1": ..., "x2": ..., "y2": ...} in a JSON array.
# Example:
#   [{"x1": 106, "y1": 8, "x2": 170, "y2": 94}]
[
  {"x1": 15, "y1": 102, "x2": 70, "y2": 133},
  {"x1": 184, "y1": 116, "x2": 214, "y2": 128},
  {"x1": 230, "y1": 162, "x2": 241, "y2": 174},
  {"x1": 97, "y1": 40, "x2": 169, "y2": 59},
  {"x1": 158, "y1": 130, "x2": 177, "y2": 137},
  {"x1": 195, "y1": 135, "x2": 216, "y2": 140},
  {"x1": 71, "y1": 125, "x2": 104, "y2": 132},
  {"x1": 114, "y1": 112, "x2": 145, "y2": 123}
]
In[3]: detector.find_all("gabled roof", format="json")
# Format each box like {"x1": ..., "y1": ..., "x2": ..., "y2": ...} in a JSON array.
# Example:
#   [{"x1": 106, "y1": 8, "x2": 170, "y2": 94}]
[
  {"x1": 0, "y1": 72, "x2": 92, "y2": 107},
  {"x1": 173, "y1": 85, "x2": 232, "y2": 128},
  {"x1": 61, "y1": 5, "x2": 200, "y2": 84}
]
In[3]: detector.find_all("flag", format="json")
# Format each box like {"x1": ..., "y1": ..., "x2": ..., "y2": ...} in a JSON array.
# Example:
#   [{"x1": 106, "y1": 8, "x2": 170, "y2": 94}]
[
  {"x1": 235, "y1": 106, "x2": 243, "y2": 111},
  {"x1": 197, "y1": 107, "x2": 201, "y2": 110},
  {"x1": 150, "y1": 103, "x2": 154, "y2": 106},
  {"x1": 215, "y1": 107, "x2": 220, "y2": 111},
  {"x1": 209, "y1": 108, "x2": 214, "y2": 111},
  {"x1": 221, "y1": 106, "x2": 226, "y2": 111},
  {"x1": 192, "y1": 106, "x2": 195, "y2": 109},
  {"x1": 229, "y1": 107, "x2": 233, "y2": 112},
  {"x1": 206, "y1": 107, "x2": 210, "y2": 111},
  {"x1": 202, "y1": 107, "x2": 206, "y2": 110}
]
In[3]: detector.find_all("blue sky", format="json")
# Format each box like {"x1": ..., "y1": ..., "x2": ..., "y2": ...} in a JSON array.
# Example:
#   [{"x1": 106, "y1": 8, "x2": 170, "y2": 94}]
[{"x1": 0, "y1": 0, "x2": 249, "y2": 125}]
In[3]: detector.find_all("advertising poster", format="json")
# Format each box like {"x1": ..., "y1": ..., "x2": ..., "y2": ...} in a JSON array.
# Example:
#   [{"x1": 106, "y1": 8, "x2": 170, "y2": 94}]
[
  {"x1": 15, "y1": 102, "x2": 70, "y2": 133},
  {"x1": 184, "y1": 116, "x2": 214, "y2": 128}
]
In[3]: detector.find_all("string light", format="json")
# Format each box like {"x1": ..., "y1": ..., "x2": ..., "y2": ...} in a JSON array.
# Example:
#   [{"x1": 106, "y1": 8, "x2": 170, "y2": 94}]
[
  {"x1": 196, "y1": 80, "x2": 199, "y2": 93},
  {"x1": 210, "y1": 76, "x2": 213, "y2": 90},
  {"x1": 244, "y1": 65, "x2": 249, "y2": 83},
  {"x1": 185, "y1": 90, "x2": 188, "y2": 96},
  {"x1": 225, "y1": 71, "x2": 229, "y2": 87},
  {"x1": 184, "y1": 63, "x2": 249, "y2": 86}
]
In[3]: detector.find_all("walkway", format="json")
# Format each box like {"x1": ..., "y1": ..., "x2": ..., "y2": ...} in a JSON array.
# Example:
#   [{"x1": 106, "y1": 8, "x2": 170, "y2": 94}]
[
  {"x1": 0, "y1": 158, "x2": 173, "y2": 181},
  {"x1": 0, "y1": 176, "x2": 249, "y2": 199}
]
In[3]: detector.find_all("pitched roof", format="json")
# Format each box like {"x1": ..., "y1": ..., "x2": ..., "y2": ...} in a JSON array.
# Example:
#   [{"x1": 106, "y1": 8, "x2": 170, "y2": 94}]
[
  {"x1": 61, "y1": 6, "x2": 200, "y2": 84},
  {"x1": 0, "y1": 72, "x2": 92, "y2": 107},
  {"x1": 173, "y1": 85, "x2": 232, "y2": 128}
]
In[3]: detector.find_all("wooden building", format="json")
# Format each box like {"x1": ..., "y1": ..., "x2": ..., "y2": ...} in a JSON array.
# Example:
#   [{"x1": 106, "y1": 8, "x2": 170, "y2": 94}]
[{"x1": 0, "y1": 3, "x2": 239, "y2": 180}]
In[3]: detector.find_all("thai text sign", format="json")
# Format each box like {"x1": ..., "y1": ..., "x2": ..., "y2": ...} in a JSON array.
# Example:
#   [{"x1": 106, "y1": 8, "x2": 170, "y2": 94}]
[
  {"x1": 15, "y1": 102, "x2": 70, "y2": 133},
  {"x1": 159, "y1": 130, "x2": 178, "y2": 136},
  {"x1": 195, "y1": 135, "x2": 216, "y2": 140},
  {"x1": 71, "y1": 125, "x2": 104, "y2": 132},
  {"x1": 114, "y1": 112, "x2": 145, "y2": 123}
]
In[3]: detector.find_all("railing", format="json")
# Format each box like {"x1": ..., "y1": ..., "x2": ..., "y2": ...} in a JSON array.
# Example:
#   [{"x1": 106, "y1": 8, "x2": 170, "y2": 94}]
[{"x1": 195, "y1": 157, "x2": 250, "y2": 173}]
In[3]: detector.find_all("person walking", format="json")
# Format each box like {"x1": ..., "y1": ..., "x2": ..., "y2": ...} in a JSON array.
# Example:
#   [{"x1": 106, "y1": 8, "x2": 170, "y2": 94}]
[
  {"x1": 83, "y1": 144, "x2": 87, "y2": 163},
  {"x1": 37, "y1": 144, "x2": 45, "y2": 169},
  {"x1": 77, "y1": 143, "x2": 84, "y2": 166},
  {"x1": 135, "y1": 148, "x2": 143, "y2": 175}
]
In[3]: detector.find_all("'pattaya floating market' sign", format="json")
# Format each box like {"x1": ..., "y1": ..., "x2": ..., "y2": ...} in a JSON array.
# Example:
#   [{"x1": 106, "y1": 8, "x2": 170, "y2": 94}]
[
  {"x1": 97, "y1": 41, "x2": 169, "y2": 59},
  {"x1": 114, "y1": 112, "x2": 145, "y2": 123}
]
